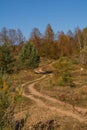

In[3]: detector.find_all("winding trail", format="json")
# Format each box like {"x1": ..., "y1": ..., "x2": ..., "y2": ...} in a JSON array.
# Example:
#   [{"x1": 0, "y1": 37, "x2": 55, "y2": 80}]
[{"x1": 22, "y1": 72, "x2": 87, "y2": 124}]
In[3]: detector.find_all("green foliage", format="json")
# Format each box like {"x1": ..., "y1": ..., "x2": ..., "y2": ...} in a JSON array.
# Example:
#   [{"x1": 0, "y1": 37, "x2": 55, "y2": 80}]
[
  {"x1": 53, "y1": 57, "x2": 75, "y2": 87},
  {"x1": 53, "y1": 57, "x2": 73, "y2": 74},
  {"x1": 19, "y1": 42, "x2": 40, "y2": 69},
  {"x1": 0, "y1": 43, "x2": 14, "y2": 74},
  {"x1": 58, "y1": 71, "x2": 75, "y2": 87},
  {"x1": 62, "y1": 72, "x2": 72, "y2": 83}
]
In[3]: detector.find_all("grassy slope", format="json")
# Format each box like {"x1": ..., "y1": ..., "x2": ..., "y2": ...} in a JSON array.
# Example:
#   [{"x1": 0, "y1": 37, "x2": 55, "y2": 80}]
[
  {"x1": 36, "y1": 63, "x2": 87, "y2": 108},
  {"x1": 10, "y1": 58, "x2": 87, "y2": 129}
]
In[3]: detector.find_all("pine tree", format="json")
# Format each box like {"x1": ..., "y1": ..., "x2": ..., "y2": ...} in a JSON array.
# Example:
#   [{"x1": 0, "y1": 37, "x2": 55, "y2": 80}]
[
  {"x1": 19, "y1": 42, "x2": 40, "y2": 69},
  {"x1": 0, "y1": 43, "x2": 14, "y2": 73}
]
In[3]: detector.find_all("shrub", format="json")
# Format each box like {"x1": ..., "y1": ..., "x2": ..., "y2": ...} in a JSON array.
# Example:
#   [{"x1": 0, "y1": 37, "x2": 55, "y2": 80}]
[
  {"x1": 53, "y1": 57, "x2": 75, "y2": 87},
  {"x1": 53, "y1": 57, "x2": 73, "y2": 74}
]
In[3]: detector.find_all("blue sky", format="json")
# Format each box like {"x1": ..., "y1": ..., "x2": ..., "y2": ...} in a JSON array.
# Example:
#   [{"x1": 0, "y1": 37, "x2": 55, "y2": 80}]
[{"x1": 0, "y1": 0, "x2": 87, "y2": 39}]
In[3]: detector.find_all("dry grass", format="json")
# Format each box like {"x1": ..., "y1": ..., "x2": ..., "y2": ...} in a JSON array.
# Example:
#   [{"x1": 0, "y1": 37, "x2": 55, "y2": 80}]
[
  {"x1": 10, "y1": 69, "x2": 40, "y2": 83},
  {"x1": 9, "y1": 60, "x2": 87, "y2": 129},
  {"x1": 35, "y1": 64, "x2": 87, "y2": 108},
  {"x1": 24, "y1": 106, "x2": 87, "y2": 130}
]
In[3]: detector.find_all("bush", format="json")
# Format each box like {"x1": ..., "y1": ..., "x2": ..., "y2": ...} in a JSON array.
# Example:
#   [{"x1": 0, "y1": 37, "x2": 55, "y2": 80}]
[
  {"x1": 53, "y1": 57, "x2": 73, "y2": 74},
  {"x1": 53, "y1": 57, "x2": 75, "y2": 87}
]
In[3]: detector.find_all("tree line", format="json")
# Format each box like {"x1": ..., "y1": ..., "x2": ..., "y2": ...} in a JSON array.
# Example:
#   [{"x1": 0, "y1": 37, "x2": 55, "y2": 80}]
[
  {"x1": 29, "y1": 24, "x2": 87, "y2": 62},
  {"x1": 0, "y1": 24, "x2": 87, "y2": 74}
]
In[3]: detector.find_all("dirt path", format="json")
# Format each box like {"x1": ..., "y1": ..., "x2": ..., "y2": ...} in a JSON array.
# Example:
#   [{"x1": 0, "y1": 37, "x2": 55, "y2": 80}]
[
  {"x1": 22, "y1": 75, "x2": 87, "y2": 124},
  {"x1": 28, "y1": 79, "x2": 87, "y2": 113}
]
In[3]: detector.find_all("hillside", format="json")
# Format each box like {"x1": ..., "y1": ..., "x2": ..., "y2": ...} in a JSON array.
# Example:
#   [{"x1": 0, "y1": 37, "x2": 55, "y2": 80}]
[{"x1": 13, "y1": 58, "x2": 87, "y2": 130}]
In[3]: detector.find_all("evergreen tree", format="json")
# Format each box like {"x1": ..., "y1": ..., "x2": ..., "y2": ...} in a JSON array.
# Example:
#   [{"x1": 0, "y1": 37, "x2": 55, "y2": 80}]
[
  {"x1": 19, "y1": 42, "x2": 40, "y2": 69},
  {"x1": 0, "y1": 43, "x2": 14, "y2": 73}
]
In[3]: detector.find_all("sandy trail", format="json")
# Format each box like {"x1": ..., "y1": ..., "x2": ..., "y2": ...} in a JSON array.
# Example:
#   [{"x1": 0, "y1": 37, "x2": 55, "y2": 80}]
[{"x1": 22, "y1": 75, "x2": 87, "y2": 123}]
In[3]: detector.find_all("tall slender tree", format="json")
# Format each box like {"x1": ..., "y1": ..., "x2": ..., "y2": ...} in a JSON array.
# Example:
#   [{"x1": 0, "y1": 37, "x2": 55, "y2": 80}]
[
  {"x1": 44, "y1": 24, "x2": 54, "y2": 43},
  {"x1": 29, "y1": 28, "x2": 42, "y2": 50}
]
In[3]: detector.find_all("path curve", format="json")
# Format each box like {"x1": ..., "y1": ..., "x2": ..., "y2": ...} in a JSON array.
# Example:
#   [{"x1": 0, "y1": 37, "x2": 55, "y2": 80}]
[{"x1": 23, "y1": 75, "x2": 87, "y2": 123}]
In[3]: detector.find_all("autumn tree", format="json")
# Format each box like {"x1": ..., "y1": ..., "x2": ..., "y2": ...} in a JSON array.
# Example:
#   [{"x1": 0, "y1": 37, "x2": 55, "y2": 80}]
[
  {"x1": 57, "y1": 32, "x2": 70, "y2": 56},
  {"x1": 42, "y1": 24, "x2": 56, "y2": 58},
  {"x1": 56, "y1": 30, "x2": 78, "y2": 57},
  {"x1": 29, "y1": 28, "x2": 42, "y2": 48},
  {"x1": 67, "y1": 30, "x2": 73, "y2": 38},
  {"x1": 0, "y1": 28, "x2": 25, "y2": 45},
  {"x1": 44, "y1": 24, "x2": 54, "y2": 43},
  {"x1": 74, "y1": 27, "x2": 87, "y2": 64},
  {"x1": 80, "y1": 28, "x2": 87, "y2": 64},
  {"x1": 75, "y1": 28, "x2": 83, "y2": 52},
  {"x1": 0, "y1": 27, "x2": 8, "y2": 44},
  {"x1": 82, "y1": 28, "x2": 87, "y2": 47},
  {"x1": 67, "y1": 30, "x2": 78, "y2": 56}
]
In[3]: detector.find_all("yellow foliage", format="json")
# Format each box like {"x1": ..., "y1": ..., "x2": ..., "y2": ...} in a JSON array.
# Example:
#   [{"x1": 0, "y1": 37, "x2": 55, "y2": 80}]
[
  {"x1": 2, "y1": 81, "x2": 8, "y2": 91},
  {"x1": 15, "y1": 86, "x2": 23, "y2": 96},
  {"x1": 0, "y1": 77, "x2": 8, "y2": 91}
]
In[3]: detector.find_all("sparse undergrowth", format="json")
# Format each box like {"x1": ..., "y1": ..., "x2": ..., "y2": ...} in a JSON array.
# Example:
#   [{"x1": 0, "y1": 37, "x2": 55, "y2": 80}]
[
  {"x1": 34, "y1": 60, "x2": 87, "y2": 108},
  {"x1": 1, "y1": 58, "x2": 87, "y2": 129},
  {"x1": 24, "y1": 108, "x2": 87, "y2": 130}
]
